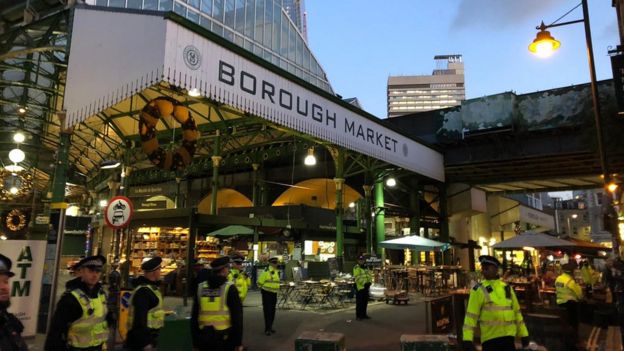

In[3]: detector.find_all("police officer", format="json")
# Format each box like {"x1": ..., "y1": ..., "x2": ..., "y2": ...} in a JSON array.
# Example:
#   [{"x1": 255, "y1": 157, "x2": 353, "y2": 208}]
[
  {"x1": 462, "y1": 255, "x2": 529, "y2": 351},
  {"x1": 45, "y1": 255, "x2": 112, "y2": 351},
  {"x1": 191, "y1": 256, "x2": 244, "y2": 351},
  {"x1": 353, "y1": 254, "x2": 372, "y2": 321},
  {"x1": 125, "y1": 256, "x2": 165, "y2": 351},
  {"x1": 0, "y1": 254, "x2": 28, "y2": 351},
  {"x1": 257, "y1": 257, "x2": 280, "y2": 336},
  {"x1": 228, "y1": 252, "x2": 251, "y2": 303},
  {"x1": 556, "y1": 262, "x2": 583, "y2": 350}
]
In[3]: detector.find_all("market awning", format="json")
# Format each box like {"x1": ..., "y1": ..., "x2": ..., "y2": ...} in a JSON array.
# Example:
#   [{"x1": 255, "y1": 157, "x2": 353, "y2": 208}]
[
  {"x1": 492, "y1": 231, "x2": 576, "y2": 249},
  {"x1": 379, "y1": 235, "x2": 449, "y2": 251},
  {"x1": 206, "y1": 225, "x2": 255, "y2": 237}
]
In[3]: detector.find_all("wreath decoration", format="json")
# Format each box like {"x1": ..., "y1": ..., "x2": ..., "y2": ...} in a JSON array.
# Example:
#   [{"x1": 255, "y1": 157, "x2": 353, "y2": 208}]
[
  {"x1": 139, "y1": 97, "x2": 199, "y2": 171},
  {"x1": 5, "y1": 209, "x2": 27, "y2": 232},
  {"x1": 0, "y1": 169, "x2": 33, "y2": 200}
]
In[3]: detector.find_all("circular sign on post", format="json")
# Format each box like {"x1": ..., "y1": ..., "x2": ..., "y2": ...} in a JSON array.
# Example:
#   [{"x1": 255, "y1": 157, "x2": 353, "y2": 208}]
[{"x1": 104, "y1": 196, "x2": 134, "y2": 229}]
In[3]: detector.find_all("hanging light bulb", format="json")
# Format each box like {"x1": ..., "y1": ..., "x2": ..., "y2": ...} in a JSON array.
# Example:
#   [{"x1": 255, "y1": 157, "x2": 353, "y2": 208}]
[
  {"x1": 99, "y1": 199, "x2": 108, "y2": 208},
  {"x1": 5, "y1": 165, "x2": 24, "y2": 173},
  {"x1": 348, "y1": 202, "x2": 355, "y2": 208},
  {"x1": 304, "y1": 148, "x2": 317, "y2": 166},
  {"x1": 8, "y1": 148, "x2": 25, "y2": 163},
  {"x1": 13, "y1": 132, "x2": 25, "y2": 143},
  {"x1": 9, "y1": 186, "x2": 19, "y2": 195},
  {"x1": 386, "y1": 177, "x2": 397, "y2": 187},
  {"x1": 188, "y1": 87, "x2": 201, "y2": 97}
]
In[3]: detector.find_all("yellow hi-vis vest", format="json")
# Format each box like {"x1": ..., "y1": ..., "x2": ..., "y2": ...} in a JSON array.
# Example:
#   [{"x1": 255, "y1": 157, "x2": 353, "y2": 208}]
[
  {"x1": 257, "y1": 267, "x2": 280, "y2": 293},
  {"x1": 462, "y1": 279, "x2": 529, "y2": 343},
  {"x1": 67, "y1": 289, "x2": 109, "y2": 348},
  {"x1": 197, "y1": 281, "x2": 233, "y2": 330},
  {"x1": 556, "y1": 273, "x2": 583, "y2": 304},
  {"x1": 353, "y1": 265, "x2": 372, "y2": 291},
  {"x1": 127, "y1": 284, "x2": 165, "y2": 330},
  {"x1": 580, "y1": 266, "x2": 596, "y2": 286},
  {"x1": 228, "y1": 268, "x2": 251, "y2": 301}
]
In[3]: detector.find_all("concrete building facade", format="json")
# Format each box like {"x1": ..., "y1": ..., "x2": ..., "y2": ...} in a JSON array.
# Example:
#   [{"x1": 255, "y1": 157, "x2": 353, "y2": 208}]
[{"x1": 387, "y1": 54, "x2": 465, "y2": 118}]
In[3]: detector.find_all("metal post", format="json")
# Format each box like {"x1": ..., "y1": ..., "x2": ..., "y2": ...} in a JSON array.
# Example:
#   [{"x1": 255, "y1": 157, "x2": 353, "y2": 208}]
[
  {"x1": 332, "y1": 147, "x2": 345, "y2": 265},
  {"x1": 374, "y1": 177, "x2": 385, "y2": 259},
  {"x1": 409, "y1": 179, "x2": 420, "y2": 265},
  {"x1": 252, "y1": 163, "x2": 260, "y2": 207},
  {"x1": 45, "y1": 131, "x2": 70, "y2": 333},
  {"x1": 363, "y1": 185, "x2": 373, "y2": 254},
  {"x1": 183, "y1": 209, "x2": 197, "y2": 307},
  {"x1": 121, "y1": 166, "x2": 133, "y2": 287},
  {"x1": 580, "y1": 0, "x2": 620, "y2": 251}
]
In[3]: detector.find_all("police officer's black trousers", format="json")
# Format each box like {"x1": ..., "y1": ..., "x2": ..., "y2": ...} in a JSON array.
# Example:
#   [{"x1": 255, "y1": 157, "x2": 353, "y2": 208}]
[
  {"x1": 196, "y1": 327, "x2": 235, "y2": 351},
  {"x1": 560, "y1": 300, "x2": 580, "y2": 349},
  {"x1": 481, "y1": 336, "x2": 516, "y2": 351},
  {"x1": 355, "y1": 286, "x2": 369, "y2": 319},
  {"x1": 261, "y1": 289, "x2": 277, "y2": 332}
]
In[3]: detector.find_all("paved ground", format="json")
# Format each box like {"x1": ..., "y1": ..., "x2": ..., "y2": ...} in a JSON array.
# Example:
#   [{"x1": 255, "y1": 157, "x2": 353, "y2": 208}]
[
  {"x1": 23, "y1": 289, "x2": 607, "y2": 350},
  {"x1": 25, "y1": 290, "x2": 431, "y2": 351}
]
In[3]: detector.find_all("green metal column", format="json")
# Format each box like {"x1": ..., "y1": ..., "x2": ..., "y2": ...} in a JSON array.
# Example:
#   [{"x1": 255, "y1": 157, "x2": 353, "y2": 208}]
[
  {"x1": 374, "y1": 177, "x2": 385, "y2": 259},
  {"x1": 210, "y1": 131, "x2": 221, "y2": 215},
  {"x1": 409, "y1": 179, "x2": 420, "y2": 265},
  {"x1": 252, "y1": 163, "x2": 260, "y2": 207},
  {"x1": 184, "y1": 209, "x2": 197, "y2": 307},
  {"x1": 331, "y1": 148, "x2": 345, "y2": 261},
  {"x1": 363, "y1": 185, "x2": 372, "y2": 254},
  {"x1": 46, "y1": 131, "x2": 71, "y2": 332},
  {"x1": 121, "y1": 166, "x2": 133, "y2": 287},
  {"x1": 438, "y1": 184, "x2": 450, "y2": 265}
]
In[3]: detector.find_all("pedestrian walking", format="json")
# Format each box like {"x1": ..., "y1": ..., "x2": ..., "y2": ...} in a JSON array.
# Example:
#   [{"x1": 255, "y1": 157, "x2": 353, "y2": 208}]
[
  {"x1": 228, "y1": 252, "x2": 251, "y2": 303},
  {"x1": 45, "y1": 255, "x2": 113, "y2": 351},
  {"x1": 125, "y1": 256, "x2": 165, "y2": 351},
  {"x1": 462, "y1": 255, "x2": 529, "y2": 351},
  {"x1": 0, "y1": 253, "x2": 28, "y2": 351},
  {"x1": 191, "y1": 256, "x2": 244, "y2": 351},
  {"x1": 353, "y1": 254, "x2": 372, "y2": 321},
  {"x1": 556, "y1": 262, "x2": 583, "y2": 350},
  {"x1": 257, "y1": 257, "x2": 280, "y2": 336}
]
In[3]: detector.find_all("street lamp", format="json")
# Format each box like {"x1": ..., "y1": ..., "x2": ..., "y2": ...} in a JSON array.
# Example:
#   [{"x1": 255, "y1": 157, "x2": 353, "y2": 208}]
[{"x1": 529, "y1": 0, "x2": 619, "y2": 250}]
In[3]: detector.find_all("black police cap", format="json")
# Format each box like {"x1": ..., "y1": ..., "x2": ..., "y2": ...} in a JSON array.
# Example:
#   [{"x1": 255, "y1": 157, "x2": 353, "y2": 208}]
[
  {"x1": 268, "y1": 257, "x2": 279, "y2": 264},
  {"x1": 479, "y1": 255, "x2": 501, "y2": 268},
  {"x1": 141, "y1": 256, "x2": 162, "y2": 272},
  {"x1": 0, "y1": 254, "x2": 15, "y2": 277},
  {"x1": 210, "y1": 256, "x2": 231, "y2": 271},
  {"x1": 74, "y1": 255, "x2": 106, "y2": 271}
]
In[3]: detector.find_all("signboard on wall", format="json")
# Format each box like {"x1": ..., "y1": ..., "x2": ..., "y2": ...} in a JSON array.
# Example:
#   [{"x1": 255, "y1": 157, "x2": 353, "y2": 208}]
[
  {"x1": 0, "y1": 240, "x2": 46, "y2": 336},
  {"x1": 64, "y1": 8, "x2": 444, "y2": 182}
]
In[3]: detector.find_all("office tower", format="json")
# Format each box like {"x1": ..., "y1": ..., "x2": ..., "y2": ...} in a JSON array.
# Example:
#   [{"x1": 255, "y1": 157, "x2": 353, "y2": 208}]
[
  {"x1": 93, "y1": 0, "x2": 331, "y2": 93},
  {"x1": 387, "y1": 55, "x2": 465, "y2": 118}
]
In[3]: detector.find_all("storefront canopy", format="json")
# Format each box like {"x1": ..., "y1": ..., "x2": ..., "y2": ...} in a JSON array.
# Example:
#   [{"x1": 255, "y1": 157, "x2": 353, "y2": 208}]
[
  {"x1": 492, "y1": 231, "x2": 575, "y2": 249},
  {"x1": 206, "y1": 225, "x2": 255, "y2": 237},
  {"x1": 379, "y1": 235, "x2": 449, "y2": 251}
]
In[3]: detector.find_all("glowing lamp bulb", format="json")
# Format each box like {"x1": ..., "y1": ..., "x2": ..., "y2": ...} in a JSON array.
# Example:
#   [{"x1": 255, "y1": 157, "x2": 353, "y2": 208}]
[{"x1": 8, "y1": 148, "x2": 25, "y2": 163}]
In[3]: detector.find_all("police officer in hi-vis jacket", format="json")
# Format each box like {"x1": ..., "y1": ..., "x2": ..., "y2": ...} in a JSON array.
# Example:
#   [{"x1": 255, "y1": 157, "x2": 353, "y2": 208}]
[{"x1": 257, "y1": 257, "x2": 280, "y2": 336}]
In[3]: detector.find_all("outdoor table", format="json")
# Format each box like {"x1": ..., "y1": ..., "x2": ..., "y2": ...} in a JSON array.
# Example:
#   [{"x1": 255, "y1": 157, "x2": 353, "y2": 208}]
[{"x1": 278, "y1": 282, "x2": 297, "y2": 309}]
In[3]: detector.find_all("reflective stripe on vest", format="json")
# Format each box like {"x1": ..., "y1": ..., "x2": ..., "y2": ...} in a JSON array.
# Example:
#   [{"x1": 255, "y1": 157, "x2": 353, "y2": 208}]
[
  {"x1": 228, "y1": 269, "x2": 250, "y2": 301},
  {"x1": 67, "y1": 289, "x2": 108, "y2": 348},
  {"x1": 353, "y1": 265, "x2": 372, "y2": 291},
  {"x1": 198, "y1": 281, "x2": 232, "y2": 330},
  {"x1": 128, "y1": 284, "x2": 165, "y2": 330},
  {"x1": 259, "y1": 268, "x2": 280, "y2": 293}
]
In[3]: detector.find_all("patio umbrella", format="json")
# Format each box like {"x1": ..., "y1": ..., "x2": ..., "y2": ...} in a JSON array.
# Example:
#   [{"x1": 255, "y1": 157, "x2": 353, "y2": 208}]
[
  {"x1": 492, "y1": 231, "x2": 576, "y2": 249},
  {"x1": 206, "y1": 225, "x2": 255, "y2": 237},
  {"x1": 379, "y1": 235, "x2": 450, "y2": 251}
]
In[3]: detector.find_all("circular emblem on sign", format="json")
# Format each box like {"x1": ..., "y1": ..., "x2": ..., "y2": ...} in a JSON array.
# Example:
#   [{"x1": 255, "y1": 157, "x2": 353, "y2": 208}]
[
  {"x1": 104, "y1": 196, "x2": 134, "y2": 229},
  {"x1": 183, "y1": 45, "x2": 201, "y2": 70},
  {"x1": 402, "y1": 143, "x2": 409, "y2": 157}
]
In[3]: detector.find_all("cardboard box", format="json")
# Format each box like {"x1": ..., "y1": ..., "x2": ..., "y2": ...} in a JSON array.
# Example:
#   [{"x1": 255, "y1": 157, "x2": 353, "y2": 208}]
[{"x1": 295, "y1": 331, "x2": 346, "y2": 351}]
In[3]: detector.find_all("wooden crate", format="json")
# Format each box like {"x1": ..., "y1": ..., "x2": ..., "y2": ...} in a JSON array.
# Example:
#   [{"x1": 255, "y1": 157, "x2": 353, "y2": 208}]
[
  {"x1": 295, "y1": 331, "x2": 346, "y2": 351},
  {"x1": 400, "y1": 334, "x2": 449, "y2": 351}
]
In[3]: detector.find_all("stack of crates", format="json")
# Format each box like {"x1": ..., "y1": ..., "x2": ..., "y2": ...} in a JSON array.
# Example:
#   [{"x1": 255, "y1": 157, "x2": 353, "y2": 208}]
[
  {"x1": 400, "y1": 335, "x2": 449, "y2": 351},
  {"x1": 295, "y1": 331, "x2": 346, "y2": 351}
]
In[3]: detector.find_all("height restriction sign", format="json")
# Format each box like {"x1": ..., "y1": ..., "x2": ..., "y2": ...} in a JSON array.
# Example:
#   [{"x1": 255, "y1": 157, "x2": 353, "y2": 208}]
[{"x1": 104, "y1": 196, "x2": 134, "y2": 229}]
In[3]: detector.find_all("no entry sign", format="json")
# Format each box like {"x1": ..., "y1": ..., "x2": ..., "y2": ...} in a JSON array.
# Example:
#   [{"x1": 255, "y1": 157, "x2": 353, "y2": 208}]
[{"x1": 104, "y1": 196, "x2": 134, "y2": 228}]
